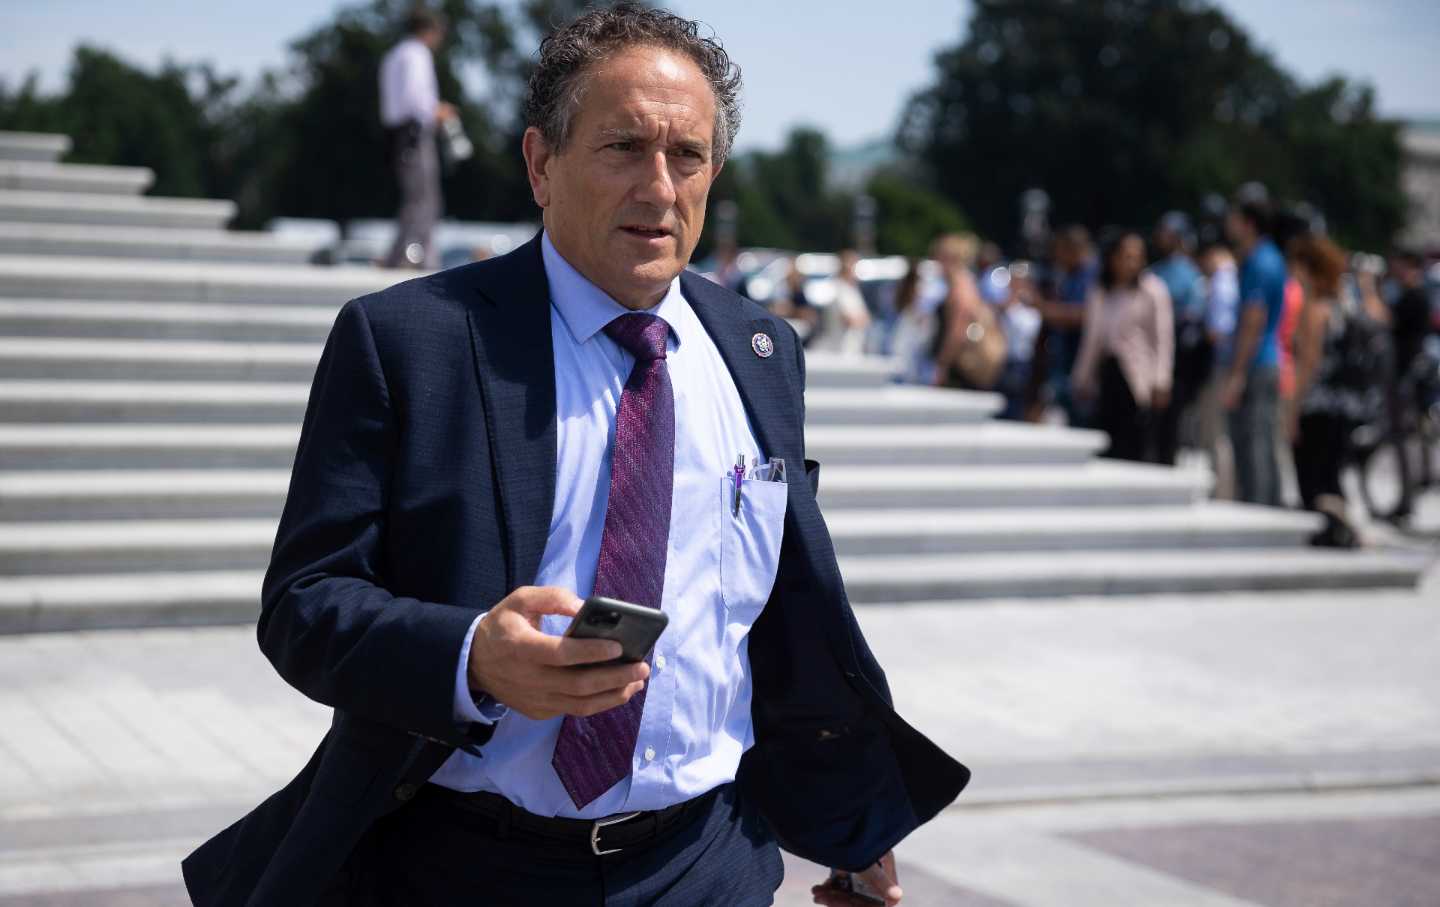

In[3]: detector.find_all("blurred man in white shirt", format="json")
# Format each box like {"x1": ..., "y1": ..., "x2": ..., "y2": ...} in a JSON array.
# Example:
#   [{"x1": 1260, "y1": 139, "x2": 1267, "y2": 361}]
[{"x1": 379, "y1": 8, "x2": 455, "y2": 268}]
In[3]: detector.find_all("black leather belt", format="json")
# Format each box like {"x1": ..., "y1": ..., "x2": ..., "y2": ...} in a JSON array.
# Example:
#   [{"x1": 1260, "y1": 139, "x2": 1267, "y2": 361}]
[{"x1": 421, "y1": 784, "x2": 721, "y2": 860}]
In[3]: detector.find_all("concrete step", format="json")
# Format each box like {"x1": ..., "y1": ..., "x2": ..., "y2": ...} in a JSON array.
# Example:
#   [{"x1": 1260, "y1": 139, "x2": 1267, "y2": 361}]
[
  {"x1": 815, "y1": 461, "x2": 1209, "y2": 509},
  {"x1": 0, "y1": 160, "x2": 153, "y2": 195},
  {"x1": 0, "y1": 569, "x2": 262, "y2": 632},
  {"x1": 0, "y1": 469, "x2": 288, "y2": 521},
  {"x1": 3, "y1": 547, "x2": 1430, "y2": 631},
  {"x1": 0, "y1": 254, "x2": 395, "y2": 304},
  {"x1": 0, "y1": 519, "x2": 275, "y2": 574},
  {"x1": 825, "y1": 503, "x2": 1319, "y2": 556},
  {"x1": 0, "y1": 504, "x2": 1322, "y2": 576},
  {"x1": 0, "y1": 132, "x2": 70, "y2": 163},
  {"x1": 0, "y1": 380, "x2": 996, "y2": 425},
  {"x1": 0, "y1": 420, "x2": 1099, "y2": 470},
  {"x1": 0, "y1": 339, "x2": 915, "y2": 391},
  {"x1": 796, "y1": 352, "x2": 893, "y2": 388},
  {"x1": 0, "y1": 222, "x2": 319, "y2": 263},
  {"x1": 804, "y1": 386, "x2": 1001, "y2": 424},
  {"x1": 837, "y1": 548, "x2": 1430, "y2": 602},
  {"x1": 0, "y1": 190, "x2": 235, "y2": 229},
  {"x1": 806, "y1": 423, "x2": 1104, "y2": 465},
  {"x1": 0, "y1": 299, "x2": 338, "y2": 341},
  {"x1": 0, "y1": 338, "x2": 323, "y2": 381},
  {"x1": 0, "y1": 461, "x2": 1202, "y2": 521},
  {"x1": 0, "y1": 381, "x2": 309, "y2": 422},
  {"x1": 0, "y1": 424, "x2": 299, "y2": 469},
  {"x1": 0, "y1": 304, "x2": 913, "y2": 381}
]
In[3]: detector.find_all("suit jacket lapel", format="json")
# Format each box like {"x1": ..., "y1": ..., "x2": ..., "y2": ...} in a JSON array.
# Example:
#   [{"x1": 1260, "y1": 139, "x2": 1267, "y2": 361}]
[
  {"x1": 464, "y1": 235, "x2": 557, "y2": 590},
  {"x1": 681, "y1": 271, "x2": 800, "y2": 465}
]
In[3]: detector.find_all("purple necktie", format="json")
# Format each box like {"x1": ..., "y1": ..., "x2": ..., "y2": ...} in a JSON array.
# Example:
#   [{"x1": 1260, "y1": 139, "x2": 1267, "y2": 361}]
[{"x1": 552, "y1": 312, "x2": 675, "y2": 809}]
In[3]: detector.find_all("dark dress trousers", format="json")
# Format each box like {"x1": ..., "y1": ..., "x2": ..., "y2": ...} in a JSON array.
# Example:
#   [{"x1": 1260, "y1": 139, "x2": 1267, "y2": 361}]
[{"x1": 181, "y1": 235, "x2": 970, "y2": 905}]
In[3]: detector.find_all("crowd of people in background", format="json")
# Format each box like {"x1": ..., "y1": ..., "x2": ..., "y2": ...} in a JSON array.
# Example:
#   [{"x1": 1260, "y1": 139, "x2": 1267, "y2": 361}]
[{"x1": 709, "y1": 184, "x2": 1440, "y2": 549}]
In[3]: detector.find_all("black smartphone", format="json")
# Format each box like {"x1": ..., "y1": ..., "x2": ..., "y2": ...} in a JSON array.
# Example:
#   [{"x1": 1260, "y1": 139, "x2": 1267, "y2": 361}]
[{"x1": 564, "y1": 596, "x2": 669, "y2": 665}]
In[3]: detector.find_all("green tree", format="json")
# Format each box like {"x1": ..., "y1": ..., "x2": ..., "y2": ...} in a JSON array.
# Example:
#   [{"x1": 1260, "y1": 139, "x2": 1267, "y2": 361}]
[
  {"x1": 0, "y1": 47, "x2": 239, "y2": 199},
  {"x1": 866, "y1": 170, "x2": 969, "y2": 257},
  {"x1": 705, "y1": 126, "x2": 854, "y2": 253},
  {"x1": 0, "y1": 1, "x2": 628, "y2": 229},
  {"x1": 899, "y1": 0, "x2": 1405, "y2": 250}
]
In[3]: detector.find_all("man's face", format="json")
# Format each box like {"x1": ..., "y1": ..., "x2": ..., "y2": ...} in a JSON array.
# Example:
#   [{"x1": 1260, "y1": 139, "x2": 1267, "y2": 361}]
[
  {"x1": 1153, "y1": 227, "x2": 1177, "y2": 258},
  {"x1": 1224, "y1": 210, "x2": 1253, "y2": 248},
  {"x1": 523, "y1": 46, "x2": 720, "y2": 309}
]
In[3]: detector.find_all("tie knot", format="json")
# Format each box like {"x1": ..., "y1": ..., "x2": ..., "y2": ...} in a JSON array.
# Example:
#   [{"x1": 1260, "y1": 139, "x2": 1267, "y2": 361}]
[{"x1": 604, "y1": 313, "x2": 671, "y2": 362}]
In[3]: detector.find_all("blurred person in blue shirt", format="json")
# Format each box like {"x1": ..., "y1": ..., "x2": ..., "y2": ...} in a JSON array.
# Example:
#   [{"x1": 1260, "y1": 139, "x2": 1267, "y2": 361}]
[
  {"x1": 1037, "y1": 225, "x2": 1099, "y2": 425},
  {"x1": 1222, "y1": 186, "x2": 1287, "y2": 506}
]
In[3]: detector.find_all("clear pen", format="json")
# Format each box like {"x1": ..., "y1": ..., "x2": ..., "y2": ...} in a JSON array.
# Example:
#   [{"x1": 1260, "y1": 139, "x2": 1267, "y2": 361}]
[{"x1": 731, "y1": 453, "x2": 745, "y2": 517}]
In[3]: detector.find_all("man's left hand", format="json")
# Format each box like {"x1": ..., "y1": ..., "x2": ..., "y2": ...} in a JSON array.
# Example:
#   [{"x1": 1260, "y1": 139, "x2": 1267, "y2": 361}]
[{"x1": 812, "y1": 851, "x2": 902, "y2": 906}]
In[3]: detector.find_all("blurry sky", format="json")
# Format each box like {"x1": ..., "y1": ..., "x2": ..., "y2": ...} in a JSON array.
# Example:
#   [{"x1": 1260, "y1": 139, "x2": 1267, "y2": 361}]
[{"x1": 2, "y1": 0, "x2": 1437, "y2": 152}]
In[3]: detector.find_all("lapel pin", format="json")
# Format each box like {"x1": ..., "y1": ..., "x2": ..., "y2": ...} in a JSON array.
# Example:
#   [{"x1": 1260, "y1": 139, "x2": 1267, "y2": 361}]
[{"x1": 751, "y1": 332, "x2": 774, "y2": 359}]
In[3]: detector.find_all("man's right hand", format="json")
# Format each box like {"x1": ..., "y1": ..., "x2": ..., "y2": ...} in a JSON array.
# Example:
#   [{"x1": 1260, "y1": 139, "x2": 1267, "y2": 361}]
[{"x1": 466, "y1": 586, "x2": 648, "y2": 721}]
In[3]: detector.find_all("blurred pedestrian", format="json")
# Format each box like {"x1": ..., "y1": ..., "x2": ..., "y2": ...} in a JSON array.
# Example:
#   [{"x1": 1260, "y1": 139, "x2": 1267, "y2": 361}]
[
  {"x1": 1150, "y1": 212, "x2": 1208, "y2": 465},
  {"x1": 1389, "y1": 249, "x2": 1435, "y2": 382},
  {"x1": 1198, "y1": 242, "x2": 1241, "y2": 496},
  {"x1": 810, "y1": 249, "x2": 871, "y2": 355},
  {"x1": 886, "y1": 257, "x2": 937, "y2": 384},
  {"x1": 1377, "y1": 248, "x2": 1434, "y2": 521},
  {"x1": 379, "y1": 7, "x2": 456, "y2": 269},
  {"x1": 1036, "y1": 225, "x2": 1099, "y2": 425},
  {"x1": 1222, "y1": 188, "x2": 1287, "y2": 506},
  {"x1": 932, "y1": 233, "x2": 1006, "y2": 390},
  {"x1": 772, "y1": 257, "x2": 820, "y2": 345},
  {"x1": 1287, "y1": 234, "x2": 1371, "y2": 547},
  {"x1": 988, "y1": 260, "x2": 1042, "y2": 420},
  {"x1": 1072, "y1": 231, "x2": 1174, "y2": 462}
]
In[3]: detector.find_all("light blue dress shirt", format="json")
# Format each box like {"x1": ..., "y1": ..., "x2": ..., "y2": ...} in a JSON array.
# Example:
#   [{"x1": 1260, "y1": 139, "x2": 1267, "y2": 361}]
[{"x1": 428, "y1": 232, "x2": 788, "y2": 819}]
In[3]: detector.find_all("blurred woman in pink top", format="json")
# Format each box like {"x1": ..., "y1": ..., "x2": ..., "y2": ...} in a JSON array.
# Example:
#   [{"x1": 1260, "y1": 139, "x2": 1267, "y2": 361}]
[{"x1": 1072, "y1": 231, "x2": 1175, "y2": 462}]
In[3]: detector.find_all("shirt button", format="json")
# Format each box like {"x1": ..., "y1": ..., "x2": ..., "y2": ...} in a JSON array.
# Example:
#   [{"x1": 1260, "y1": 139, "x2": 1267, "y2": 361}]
[
  {"x1": 644, "y1": 746, "x2": 656, "y2": 762},
  {"x1": 655, "y1": 655, "x2": 666, "y2": 670}
]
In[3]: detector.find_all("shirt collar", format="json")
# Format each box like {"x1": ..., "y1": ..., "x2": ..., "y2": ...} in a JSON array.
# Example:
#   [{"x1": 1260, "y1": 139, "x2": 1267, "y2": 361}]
[{"x1": 541, "y1": 231, "x2": 685, "y2": 352}]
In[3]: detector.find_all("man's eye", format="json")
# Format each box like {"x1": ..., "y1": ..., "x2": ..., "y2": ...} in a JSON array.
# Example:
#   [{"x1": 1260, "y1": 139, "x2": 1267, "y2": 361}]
[{"x1": 608, "y1": 141, "x2": 636, "y2": 152}]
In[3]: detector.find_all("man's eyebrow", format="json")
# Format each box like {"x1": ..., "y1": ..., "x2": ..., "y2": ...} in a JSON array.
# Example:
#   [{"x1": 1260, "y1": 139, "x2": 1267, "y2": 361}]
[
  {"x1": 596, "y1": 127, "x2": 645, "y2": 142},
  {"x1": 673, "y1": 137, "x2": 711, "y2": 156},
  {"x1": 594, "y1": 128, "x2": 711, "y2": 155}
]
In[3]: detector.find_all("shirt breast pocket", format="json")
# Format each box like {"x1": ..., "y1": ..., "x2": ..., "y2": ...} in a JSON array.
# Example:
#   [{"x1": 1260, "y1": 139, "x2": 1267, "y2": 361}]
[{"x1": 719, "y1": 475, "x2": 787, "y2": 618}]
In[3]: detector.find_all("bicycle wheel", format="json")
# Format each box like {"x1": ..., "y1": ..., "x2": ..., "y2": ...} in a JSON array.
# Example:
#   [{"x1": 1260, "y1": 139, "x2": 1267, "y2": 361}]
[{"x1": 1357, "y1": 434, "x2": 1410, "y2": 522}]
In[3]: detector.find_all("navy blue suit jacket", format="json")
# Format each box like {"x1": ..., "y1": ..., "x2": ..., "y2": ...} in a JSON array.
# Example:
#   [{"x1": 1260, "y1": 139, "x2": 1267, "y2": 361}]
[{"x1": 182, "y1": 236, "x2": 969, "y2": 905}]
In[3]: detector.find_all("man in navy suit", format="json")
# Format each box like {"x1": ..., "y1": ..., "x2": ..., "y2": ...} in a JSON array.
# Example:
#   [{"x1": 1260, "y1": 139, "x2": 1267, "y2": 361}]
[{"x1": 182, "y1": 5, "x2": 967, "y2": 905}]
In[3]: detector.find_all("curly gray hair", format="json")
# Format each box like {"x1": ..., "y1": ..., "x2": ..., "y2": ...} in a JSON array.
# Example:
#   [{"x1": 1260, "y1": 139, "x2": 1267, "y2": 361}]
[{"x1": 523, "y1": 3, "x2": 743, "y2": 167}]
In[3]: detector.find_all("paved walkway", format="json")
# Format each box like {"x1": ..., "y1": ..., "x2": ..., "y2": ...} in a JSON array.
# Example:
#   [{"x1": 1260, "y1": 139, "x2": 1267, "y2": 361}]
[{"x1": 1, "y1": 581, "x2": 1437, "y2": 904}]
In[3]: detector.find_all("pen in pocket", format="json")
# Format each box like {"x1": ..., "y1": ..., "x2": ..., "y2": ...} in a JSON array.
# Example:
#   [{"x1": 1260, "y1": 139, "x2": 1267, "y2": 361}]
[{"x1": 731, "y1": 453, "x2": 745, "y2": 517}]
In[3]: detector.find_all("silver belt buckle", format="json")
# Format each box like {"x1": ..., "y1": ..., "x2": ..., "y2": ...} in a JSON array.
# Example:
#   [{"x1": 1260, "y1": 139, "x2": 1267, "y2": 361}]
[{"x1": 590, "y1": 811, "x2": 642, "y2": 856}]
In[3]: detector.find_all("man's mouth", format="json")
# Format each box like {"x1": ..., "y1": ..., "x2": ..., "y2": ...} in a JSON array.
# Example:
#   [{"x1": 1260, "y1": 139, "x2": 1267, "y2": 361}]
[{"x1": 620, "y1": 225, "x2": 671, "y2": 239}]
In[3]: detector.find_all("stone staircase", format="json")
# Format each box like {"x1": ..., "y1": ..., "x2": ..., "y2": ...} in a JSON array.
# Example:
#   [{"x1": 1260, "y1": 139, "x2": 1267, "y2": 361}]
[{"x1": 0, "y1": 131, "x2": 1429, "y2": 631}]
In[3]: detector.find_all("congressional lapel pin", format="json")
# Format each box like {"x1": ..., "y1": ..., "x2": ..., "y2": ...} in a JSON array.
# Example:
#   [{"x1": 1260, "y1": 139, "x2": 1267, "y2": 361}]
[{"x1": 751, "y1": 332, "x2": 774, "y2": 359}]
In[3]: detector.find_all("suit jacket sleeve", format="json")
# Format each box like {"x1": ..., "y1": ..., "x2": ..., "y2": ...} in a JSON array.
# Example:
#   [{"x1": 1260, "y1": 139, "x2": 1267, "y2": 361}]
[{"x1": 257, "y1": 298, "x2": 483, "y2": 743}]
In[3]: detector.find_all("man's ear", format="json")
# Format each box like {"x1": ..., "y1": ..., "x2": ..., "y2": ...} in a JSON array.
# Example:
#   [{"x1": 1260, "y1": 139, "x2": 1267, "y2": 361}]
[{"x1": 522, "y1": 127, "x2": 553, "y2": 209}]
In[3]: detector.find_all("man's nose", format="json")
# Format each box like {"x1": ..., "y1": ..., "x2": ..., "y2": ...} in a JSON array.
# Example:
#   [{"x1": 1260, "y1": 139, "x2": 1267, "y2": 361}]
[{"x1": 633, "y1": 150, "x2": 677, "y2": 208}]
